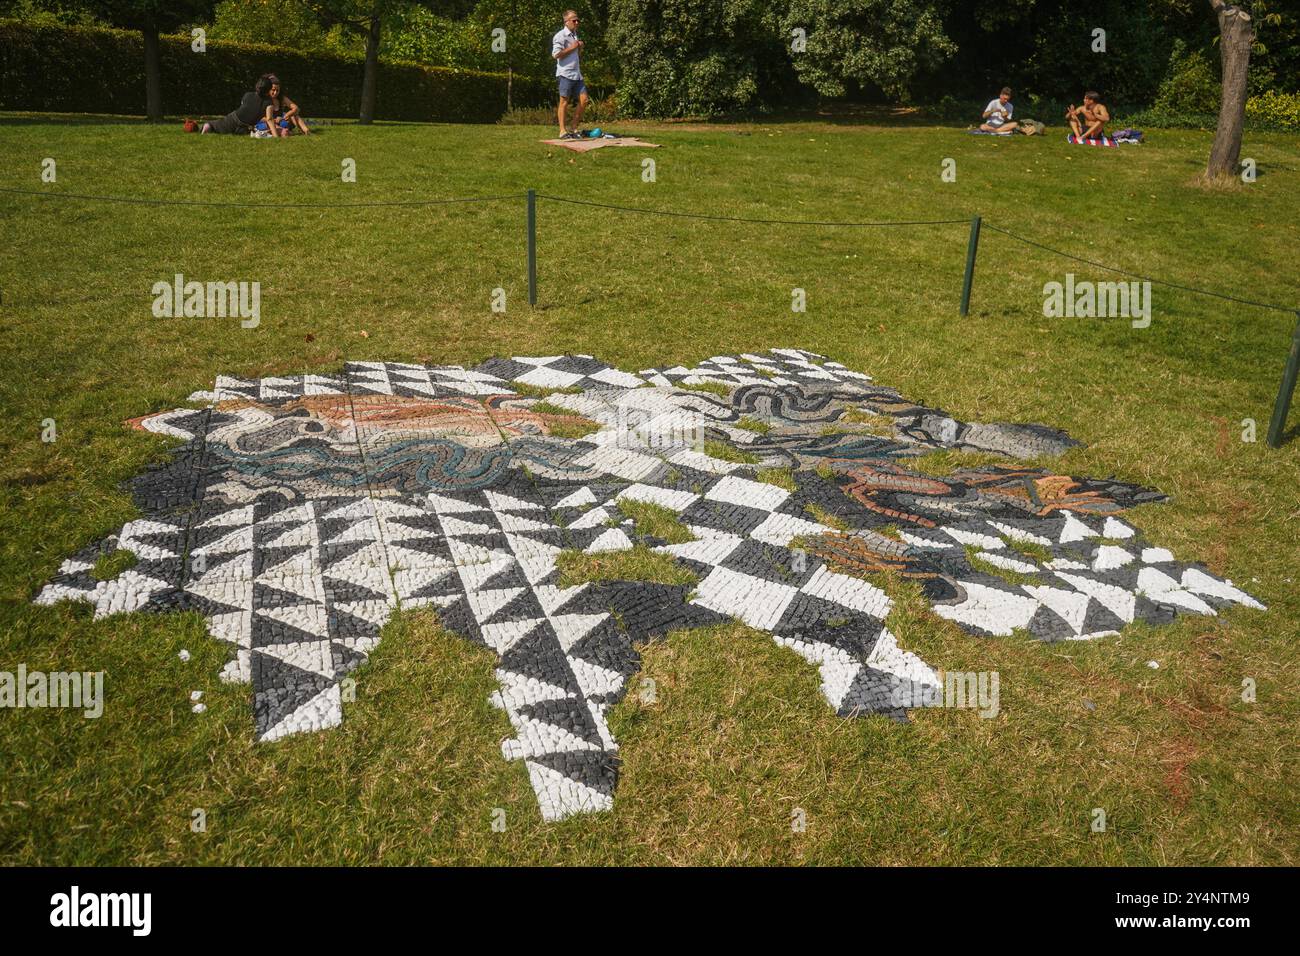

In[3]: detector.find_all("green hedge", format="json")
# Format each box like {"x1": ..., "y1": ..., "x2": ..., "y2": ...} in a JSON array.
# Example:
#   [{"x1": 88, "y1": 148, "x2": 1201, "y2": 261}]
[
  {"x1": 1245, "y1": 91, "x2": 1300, "y2": 133},
  {"x1": 1113, "y1": 95, "x2": 1300, "y2": 134},
  {"x1": 0, "y1": 20, "x2": 555, "y2": 121},
  {"x1": 924, "y1": 91, "x2": 1300, "y2": 134}
]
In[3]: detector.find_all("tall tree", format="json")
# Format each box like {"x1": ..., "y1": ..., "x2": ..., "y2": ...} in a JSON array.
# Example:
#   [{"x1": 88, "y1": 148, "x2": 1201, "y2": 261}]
[
  {"x1": 359, "y1": 1, "x2": 381, "y2": 123},
  {"x1": 92, "y1": 1, "x2": 216, "y2": 121},
  {"x1": 308, "y1": 1, "x2": 448, "y2": 124},
  {"x1": 607, "y1": 0, "x2": 953, "y2": 117},
  {"x1": 783, "y1": 0, "x2": 954, "y2": 101},
  {"x1": 208, "y1": 0, "x2": 334, "y2": 51},
  {"x1": 1206, "y1": 0, "x2": 1255, "y2": 179},
  {"x1": 606, "y1": 0, "x2": 793, "y2": 118},
  {"x1": 307, "y1": 0, "x2": 388, "y2": 123}
]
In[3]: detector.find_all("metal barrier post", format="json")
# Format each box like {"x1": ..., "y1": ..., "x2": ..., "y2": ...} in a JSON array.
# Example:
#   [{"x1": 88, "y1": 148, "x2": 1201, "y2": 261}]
[
  {"x1": 527, "y1": 189, "x2": 537, "y2": 308},
  {"x1": 1265, "y1": 311, "x2": 1300, "y2": 447},
  {"x1": 960, "y1": 215, "x2": 981, "y2": 316}
]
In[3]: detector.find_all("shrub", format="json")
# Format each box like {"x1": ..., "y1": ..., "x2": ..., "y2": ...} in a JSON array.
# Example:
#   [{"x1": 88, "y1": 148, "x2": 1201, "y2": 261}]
[
  {"x1": 1152, "y1": 40, "x2": 1220, "y2": 115},
  {"x1": 0, "y1": 20, "x2": 554, "y2": 120},
  {"x1": 921, "y1": 92, "x2": 1064, "y2": 126},
  {"x1": 498, "y1": 95, "x2": 619, "y2": 126},
  {"x1": 1245, "y1": 90, "x2": 1300, "y2": 132},
  {"x1": 782, "y1": 0, "x2": 954, "y2": 102},
  {"x1": 1110, "y1": 107, "x2": 1210, "y2": 130},
  {"x1": 1111, "y1": 99, "x2": 1300, "y2": 133},
  {"x1": 606, "y1": 0, "x2": 795, "y2": 118},
  {"x1": 927, "y1": 93, "x2": 966, "y2": 122},
  {"x1": 381, "y1": 2, "x2": 615, "y2": 86},
  {"x1": 208, "y1": 0, "x2": 341, "y2": 55}
]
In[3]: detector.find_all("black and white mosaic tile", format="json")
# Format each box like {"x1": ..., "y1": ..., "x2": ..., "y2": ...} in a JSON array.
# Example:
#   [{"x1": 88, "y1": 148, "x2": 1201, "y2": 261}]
[{"x1": 35, "y1": 349, "x2": 1265, "y2": 820}]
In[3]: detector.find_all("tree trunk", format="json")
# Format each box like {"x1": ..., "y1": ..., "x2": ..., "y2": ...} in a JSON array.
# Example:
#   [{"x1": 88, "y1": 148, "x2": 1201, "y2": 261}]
[
  {"x1": 1206, "y1": 0, "x2": 1254, "y2": 180},
  {"x1": 358, "y1": 11, "x2": 381, "y2": 125},
  {"x1": 143, "y1": 27, "x2": 163, "y2": 122},
  {"x1": 507, "y1": 0, "x2": 514, "y2": 112}
]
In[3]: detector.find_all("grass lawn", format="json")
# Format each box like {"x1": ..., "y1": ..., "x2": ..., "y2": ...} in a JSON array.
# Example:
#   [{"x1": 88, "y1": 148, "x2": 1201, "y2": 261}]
[{"x1": 0, "y1": 113, "x2": 1297, "y2": 865}]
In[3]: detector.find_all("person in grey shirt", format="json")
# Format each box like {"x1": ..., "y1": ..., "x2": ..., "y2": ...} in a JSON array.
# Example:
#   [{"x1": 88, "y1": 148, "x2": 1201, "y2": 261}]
[
  {"x1": 202, "y1": 74, "x2": 275, "y2": 135},
  {"x1": 979, "y1": 87, "x2": 1018, "y2": 133},
  {"x1": 552, "y1": 10, "x2": 588, "y2": 138}
]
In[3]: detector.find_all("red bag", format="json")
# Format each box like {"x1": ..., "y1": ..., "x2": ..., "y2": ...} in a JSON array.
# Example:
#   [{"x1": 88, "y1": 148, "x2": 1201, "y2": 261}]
[{"x1": 183, "y1": 119, "x2": 198, "y2": 133}]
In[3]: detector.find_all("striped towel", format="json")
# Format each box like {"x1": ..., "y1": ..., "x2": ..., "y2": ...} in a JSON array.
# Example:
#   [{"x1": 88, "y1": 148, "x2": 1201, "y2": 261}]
[{"x1": 1067, "y1": 133, "x2": 1117, "y2": 147}]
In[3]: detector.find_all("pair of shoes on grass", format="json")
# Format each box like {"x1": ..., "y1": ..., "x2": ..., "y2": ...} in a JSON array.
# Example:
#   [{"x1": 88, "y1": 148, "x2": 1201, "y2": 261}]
[{"x1": 561, "y1": 129, "x2": 584, "y2": 140}]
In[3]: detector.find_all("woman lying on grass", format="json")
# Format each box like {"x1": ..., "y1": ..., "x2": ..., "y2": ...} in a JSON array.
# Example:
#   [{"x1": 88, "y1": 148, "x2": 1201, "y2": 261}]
[
  {"x1": 202, "y1": 74, "x2": 310, "y2": 137},
  {"x1": 201, "y1": 74, "x2": 274, "y2": 135}
]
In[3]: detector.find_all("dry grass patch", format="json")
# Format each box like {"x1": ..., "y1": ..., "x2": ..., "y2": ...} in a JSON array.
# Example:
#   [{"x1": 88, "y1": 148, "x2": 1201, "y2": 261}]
[
  {"x1": 678, "y1": 381, "x2": 733, "y2": 398},
  {"x1": 617, "y1": 498, "x2": 695, "y2": 544},
  {"x1": 804, "y1": 502, "x2": 849, "y2": 532},
  {"x1": 556, "y1": 546, "x2": 697, "y2": 588},
  {"x1": 704, "y1": 439, "x2": 759, "y2": 465},
  {"x1": 756, "y1": 467, "x2": 796, "y2": 491},
  {"x1": 91, "y1": 548, "x2": 137, "y2": 581}
]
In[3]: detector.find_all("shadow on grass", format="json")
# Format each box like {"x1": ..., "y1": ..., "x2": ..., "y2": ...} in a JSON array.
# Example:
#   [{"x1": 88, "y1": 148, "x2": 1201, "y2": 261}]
[
  {"x1": 656, "y1": 102, "x2": 967, "y2": 130},
  {"x1": 0, "y1": 112, "x2": 149, "y2": 126},
  {"x1": 0, "y1": 111, "x2": 412, "y2": 128}
]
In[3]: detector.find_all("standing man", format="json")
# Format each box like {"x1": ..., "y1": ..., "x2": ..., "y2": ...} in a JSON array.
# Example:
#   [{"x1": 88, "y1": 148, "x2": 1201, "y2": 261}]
[{"x1": 552, "y1": 10, "x2": 588, "y2": 139}]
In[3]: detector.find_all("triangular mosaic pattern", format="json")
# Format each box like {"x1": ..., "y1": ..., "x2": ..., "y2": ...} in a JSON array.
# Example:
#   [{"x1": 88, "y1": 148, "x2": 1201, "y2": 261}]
[{"x1": 35, "y1": 349, "x2": 1264, "y2": 821}]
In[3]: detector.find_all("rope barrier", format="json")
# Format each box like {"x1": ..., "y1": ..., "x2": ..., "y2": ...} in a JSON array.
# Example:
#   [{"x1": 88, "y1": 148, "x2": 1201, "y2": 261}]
[
  {"x1": 535, "y1": 193, "x2": 970, "y2": 227},
  {"x1": 4, "y1": 179, "x2": 1296, "y2": 444},
  {"x1": 1, "y1": 182, "x2": 1292, "y2": 314},
  {"x1": 982, "y1": 222, "x2": 1295, "y2": 314}
]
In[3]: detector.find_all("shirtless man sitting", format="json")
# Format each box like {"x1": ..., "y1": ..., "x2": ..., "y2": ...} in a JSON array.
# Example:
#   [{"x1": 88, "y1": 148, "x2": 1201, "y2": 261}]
[{"x1": 1067, "y1": 92, "x2": 1110, "y2": 140}]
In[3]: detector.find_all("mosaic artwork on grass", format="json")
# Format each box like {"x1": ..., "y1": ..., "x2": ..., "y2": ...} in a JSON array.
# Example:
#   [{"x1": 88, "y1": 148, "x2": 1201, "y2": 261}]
[{"x1": 35, "y1": 349, "x2": 1264, "y2": 820}]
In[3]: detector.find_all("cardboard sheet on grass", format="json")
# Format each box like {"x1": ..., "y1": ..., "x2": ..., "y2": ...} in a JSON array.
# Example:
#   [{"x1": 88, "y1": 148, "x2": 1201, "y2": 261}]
[{"x1": 542, "y1": 136, "x2": 661, "y2": 153}]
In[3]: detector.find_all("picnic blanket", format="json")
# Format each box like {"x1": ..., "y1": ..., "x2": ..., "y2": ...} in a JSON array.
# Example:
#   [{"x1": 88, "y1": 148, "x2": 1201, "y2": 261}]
[
  {"x1": 1067, "y1": 133, "x2": 1118, "y2": 147},
  {"x1": 965, "y1": 119, "x2": 1044, "y2": 136},
  {"x1": 541, "y1": 136, "x2": 661, "y2": 153}
]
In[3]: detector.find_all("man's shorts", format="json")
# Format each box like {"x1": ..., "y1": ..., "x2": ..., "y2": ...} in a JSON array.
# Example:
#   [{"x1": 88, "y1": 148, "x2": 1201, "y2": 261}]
[{"x1": 558, "y1": 76, "x2": 587, "y2": 100}]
